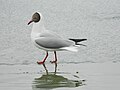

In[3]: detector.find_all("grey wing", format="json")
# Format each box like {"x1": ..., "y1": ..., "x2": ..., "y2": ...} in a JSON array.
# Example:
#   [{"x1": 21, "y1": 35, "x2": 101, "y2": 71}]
[{"x1": 35, "y1": 37, "x2": 73, "y2": 49}]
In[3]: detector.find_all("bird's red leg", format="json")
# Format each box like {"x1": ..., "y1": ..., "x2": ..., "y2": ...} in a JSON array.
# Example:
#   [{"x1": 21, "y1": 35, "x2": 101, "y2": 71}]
[
  {"x1": 37, "y1": 51, "x2": 48, "y2": 64},
  {"x1": 50, "y1": 51, "x2": 57, "y2": 64}
]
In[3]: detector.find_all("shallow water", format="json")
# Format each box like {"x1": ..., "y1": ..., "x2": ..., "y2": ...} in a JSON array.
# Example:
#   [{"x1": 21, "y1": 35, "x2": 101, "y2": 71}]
[
  {"x1": 0, "y1": 63, "x2": 120, "y2": 90},
  {"x1": 0, "y1": 0, "x2": 120, "y2": 90}
]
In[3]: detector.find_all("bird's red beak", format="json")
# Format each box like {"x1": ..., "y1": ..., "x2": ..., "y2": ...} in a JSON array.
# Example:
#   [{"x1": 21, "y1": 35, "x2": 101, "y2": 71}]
[{"x1": 27, "y1": 20, "x2": 33, "y2": 25}]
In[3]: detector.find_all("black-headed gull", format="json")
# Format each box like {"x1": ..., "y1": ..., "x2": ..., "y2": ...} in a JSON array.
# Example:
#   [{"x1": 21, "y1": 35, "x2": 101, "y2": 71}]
[{"x1": 28, "y1": 12, "x2": 87, "y2": 65}]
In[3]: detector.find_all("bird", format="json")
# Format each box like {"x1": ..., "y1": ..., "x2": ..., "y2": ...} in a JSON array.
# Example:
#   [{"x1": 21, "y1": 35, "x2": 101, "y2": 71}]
[{"x1": 28, "y1": 12, "x2": 87, "y2": 65}]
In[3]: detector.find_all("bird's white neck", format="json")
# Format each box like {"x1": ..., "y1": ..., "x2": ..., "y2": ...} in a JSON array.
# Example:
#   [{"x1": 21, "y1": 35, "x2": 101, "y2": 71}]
[{"x1": 31, "y1": 17, "x2": 45, "y2": 39}]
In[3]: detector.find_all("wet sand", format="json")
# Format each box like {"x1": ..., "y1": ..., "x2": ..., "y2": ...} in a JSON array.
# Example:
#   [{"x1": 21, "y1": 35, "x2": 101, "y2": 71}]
[{"x1": 0, "y1": 62, "x2": 120, "y2": 90}]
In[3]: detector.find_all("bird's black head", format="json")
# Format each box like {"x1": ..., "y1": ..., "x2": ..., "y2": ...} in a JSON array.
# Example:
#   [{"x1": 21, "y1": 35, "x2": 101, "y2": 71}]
[{"x1": 28, "y1": 12, "x2": 41, "y2": 25}]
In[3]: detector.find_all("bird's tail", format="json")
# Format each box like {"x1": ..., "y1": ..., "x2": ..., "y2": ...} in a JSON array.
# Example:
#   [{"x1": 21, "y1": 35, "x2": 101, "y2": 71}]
[
  {"x1": 60, "y1": 46, "x2": 78, "y2": 52},
  {"x1": 60, "y1": 38, "x2": 87, "y2": 52}
]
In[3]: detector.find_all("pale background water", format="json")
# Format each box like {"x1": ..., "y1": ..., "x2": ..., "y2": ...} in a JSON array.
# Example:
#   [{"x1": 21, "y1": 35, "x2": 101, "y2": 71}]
[
  {"x1": 0, "y1": 0, "x2": 120, "y2": 64},
  {"x1": 0, "y1": 0, "x2": 120, "y2": 90}
]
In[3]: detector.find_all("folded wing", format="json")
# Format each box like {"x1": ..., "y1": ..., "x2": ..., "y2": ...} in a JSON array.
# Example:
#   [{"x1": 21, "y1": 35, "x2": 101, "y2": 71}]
[{"x1": 35, "y1": 37, "x2": 73, "y2": 49}]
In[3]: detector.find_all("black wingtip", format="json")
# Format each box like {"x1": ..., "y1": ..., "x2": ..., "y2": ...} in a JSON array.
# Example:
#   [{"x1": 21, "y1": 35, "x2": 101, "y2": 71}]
[{"x1": 69, "y1": 38, "x2": 87, "y2": 42}]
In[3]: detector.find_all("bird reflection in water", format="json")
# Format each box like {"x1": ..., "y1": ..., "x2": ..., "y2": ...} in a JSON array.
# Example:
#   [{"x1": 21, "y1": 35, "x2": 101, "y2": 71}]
[{"x1": 32, "y1": 63, "x2": 85, "y2": 90}]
